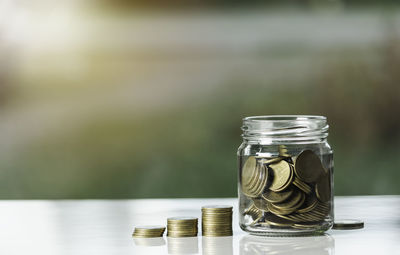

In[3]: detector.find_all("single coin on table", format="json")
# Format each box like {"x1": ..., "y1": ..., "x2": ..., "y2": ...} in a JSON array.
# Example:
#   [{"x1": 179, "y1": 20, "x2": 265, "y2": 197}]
[{"x1": 333, "y1": 220, "x2": 364, "y2": 230}]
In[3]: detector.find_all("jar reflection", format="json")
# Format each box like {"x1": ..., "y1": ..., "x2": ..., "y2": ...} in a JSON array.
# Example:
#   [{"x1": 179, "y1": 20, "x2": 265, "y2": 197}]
[
  {"x1": 240, "y1": 234, "x2": 335, "y2": 255},
  {"x1": 202, "y1": 236, "x2": 233, "y2": 255}
]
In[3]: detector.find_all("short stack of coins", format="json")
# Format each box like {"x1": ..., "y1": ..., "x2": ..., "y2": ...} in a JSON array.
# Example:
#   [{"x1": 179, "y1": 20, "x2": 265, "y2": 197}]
[
  {"x1": 241, "y1": 146, "x2": 332, "y2": 229},
  {"x1": 167, "y1": 217, "x2": 198, "y2": 237},
  {"x1": 132, "y1": 225, "x2": 166, "y2": 238},
  {"x1": 202, "y1": 205, "x2": 233, "y2": 236}
]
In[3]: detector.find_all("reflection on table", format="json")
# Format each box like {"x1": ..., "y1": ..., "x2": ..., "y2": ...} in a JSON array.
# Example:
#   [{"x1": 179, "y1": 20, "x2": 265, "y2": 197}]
[
  {"x1": 133, "y1": 235, "x2": 234, "y2": 255},
  {"x1": 167, "y1": 237, "x2": 199, "y2": 254},
  {"x1": 202, "y1": 236, "x2": 233, "y2": 255},
  {"x1": 240, "y1": 234, "x2": 335, "y2": 255},
  {"x1": 133, "y1": 237, "x2": 166, "y2": 246}
]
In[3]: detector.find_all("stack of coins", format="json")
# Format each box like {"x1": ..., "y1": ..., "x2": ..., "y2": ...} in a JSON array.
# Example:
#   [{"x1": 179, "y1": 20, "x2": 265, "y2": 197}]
[
  {"x1": 132, "y1": 225, "x2": 166, "y2": 238},
  {"x1": 167, "y1": 217, "x2": 198, "y2": 237},
  {"x1": 242, "y1": 147, "x2": 332, "y2": 229},
  {"x1": 202, "y1": 205, "x2": 233, "y2": 236}
]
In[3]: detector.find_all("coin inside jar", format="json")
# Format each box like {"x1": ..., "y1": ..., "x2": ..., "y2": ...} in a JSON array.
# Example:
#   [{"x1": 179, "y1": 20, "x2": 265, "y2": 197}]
[
  {"x1": 262, "y1": 187, "x2": 293, "y2": 203},
  {"x1": 269, "y1": 160, "x2": 293, "y2": 192},
  {"x1": 242, "y1": 158, "x2": 269, "y2": 198},
  {"x1": 315, "y1": 173, "x2": 331, "y2": 203},
  {"x1": 297, "y1": 194, "x2": 318, "y2": 214},
  {"x1": 263, "y1": 213, "x2": 294, "y2": 227},
  {"x1": 252, "y1": 197, "x2": 269, "y2": 211},
  {"x1": 242, "y1": 156, "x2": 257, "y2": 187},
  {"x1": 294, "y1": 150, "x2": 325, "y2": 183}
]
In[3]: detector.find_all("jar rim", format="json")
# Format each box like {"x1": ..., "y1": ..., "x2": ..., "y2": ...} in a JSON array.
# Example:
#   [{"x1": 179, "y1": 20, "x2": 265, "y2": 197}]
[
  {"x1": 241, "y1": 115, "x2": 329, "y2": 143},
  {"x1": 243, "y1": 115, "x2": 326, "y2": 122}
]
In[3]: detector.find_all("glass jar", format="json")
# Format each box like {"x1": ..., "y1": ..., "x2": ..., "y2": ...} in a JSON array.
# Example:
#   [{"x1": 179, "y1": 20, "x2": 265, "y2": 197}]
[{"x1": 237, "y1": 115, "x2": 334, "y2": 236}]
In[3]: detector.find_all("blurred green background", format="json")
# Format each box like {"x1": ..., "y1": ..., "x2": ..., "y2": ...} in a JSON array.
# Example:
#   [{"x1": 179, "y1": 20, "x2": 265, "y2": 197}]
[{"x1": 0, "y1": 0, "x2": 399, "y2": 198}]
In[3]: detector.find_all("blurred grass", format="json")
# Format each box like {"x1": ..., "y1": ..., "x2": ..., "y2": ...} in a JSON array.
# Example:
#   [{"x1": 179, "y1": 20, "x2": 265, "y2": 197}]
[
  {"x1": 0, "y1": 6, "x2": 399, "y2": 198},
  {"x1": 3, "y1": 41, "x2": 400, "y2": 198}
]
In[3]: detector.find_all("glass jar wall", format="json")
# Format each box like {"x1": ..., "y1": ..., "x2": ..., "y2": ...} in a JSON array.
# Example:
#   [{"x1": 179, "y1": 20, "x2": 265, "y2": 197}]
[{"x1": 237, "y1": 115, "x2": 334, "y2": 236}]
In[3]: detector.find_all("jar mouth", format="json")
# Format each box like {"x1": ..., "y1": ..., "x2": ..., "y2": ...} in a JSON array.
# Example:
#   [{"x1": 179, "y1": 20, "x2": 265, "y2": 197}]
[
  {"x1": 243, "y1": 115, "x2": 326, "y2": 122},
  {"x1": 242, "y1": 115, "x2": 329, "y2": 143}
]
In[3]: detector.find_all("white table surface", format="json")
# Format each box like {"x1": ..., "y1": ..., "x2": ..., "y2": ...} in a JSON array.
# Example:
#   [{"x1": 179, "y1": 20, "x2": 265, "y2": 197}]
[{"x1": 1, "y1": 196, "x2": 399, "y2": 255}]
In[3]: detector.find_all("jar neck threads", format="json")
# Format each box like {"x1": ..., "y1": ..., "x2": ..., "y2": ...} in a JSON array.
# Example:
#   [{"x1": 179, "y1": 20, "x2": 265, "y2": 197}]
[{"x1": 241, "y1": 115, "x2": 329, "y2": 144}]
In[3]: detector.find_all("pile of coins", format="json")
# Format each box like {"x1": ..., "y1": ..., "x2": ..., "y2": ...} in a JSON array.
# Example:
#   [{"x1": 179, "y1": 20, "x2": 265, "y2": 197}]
[
  {"x1": 132, "y1": 225, "x2": 166, "y2": 238},
  {"x1": 167, "y1": 217, "x2": 198, "y2": 237},
  {"x1": 241, "y1": 147, "x2": 332, "y2": 229},
  {"x1": 202, "y1": 205, "x2": 233, "y2": 236}
]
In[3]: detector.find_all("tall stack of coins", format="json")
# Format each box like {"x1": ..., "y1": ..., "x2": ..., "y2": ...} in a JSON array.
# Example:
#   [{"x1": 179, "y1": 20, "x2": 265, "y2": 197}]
[
  {"x1": 241, "y1": 148, "x2": 332, "y2": 229},
  {"x1": 167, "y1": 217, "x2": 198, "y2": 237},
  {"x1": 132, "y1": 225, "x2": 166, "y2": 238},
  {"x1": 202, "y1": 205, "x2": 233, "y2": 236}
]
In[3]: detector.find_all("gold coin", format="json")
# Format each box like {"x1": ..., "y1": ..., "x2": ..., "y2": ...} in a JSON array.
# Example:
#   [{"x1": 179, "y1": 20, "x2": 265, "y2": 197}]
[
  {"x1": 315, "y1": 173, "x2": 331, "y2": 203},
  {"x1": 247, "y1": 165, "x2": 264, "y2": 193},
  {"x1": 260, "y1": 157, "x2": 282, "y2": 165},
  {"x1": 294, "y1": 150, "x2": 325, "y2": 183},
  {"x1": 282, "y1": 211, "x2": 317, "y2": 222},
  {"x1": 269, "y1": 160, "x2": 293, "y2": 192},
  {"x1": 270, "y1": 190, "x2": 303, "y2": 210},
  {"x1": 252, "y1": 165, "x2": 269, "y2": 196},
  {"x1": 241, "y1": 156, "x2": 258, "y2": 185},
  {"x1": 252, "y1": 197, "x2": 269, "y2": 211},
  {"x1": 168, "y1": 217, "x2": 198, "y2": 222},
  {"x1": 333, "y1": 220, "x2": 364, "y2": 230},
  {"x1": 297, "y1": 194, "x2": 318, "y2": 214},
  {"x1": 167, "y1": 217, "x2": 198, "y2": 237},
  {"x1": 243, "y1": 204, "x2": 262, "y2": 219},
  {"x1": 133, "y1": 225, "x2": 166, "y2": 238},
  {"x1": 262, "y1": 187, "x2": 293, "y2": 203},
  {"x1": 244, "y1": 164, "x2": 269, "y2": 198},
  {"x1": 250, "y1": 215, "x2": 263, "y2": 226},
  {"x1": 293, "y1": 177, "x2": 312, "y2": 194},
  {"x1": 242, "y1": 159, "x2": 268, "y2": 197},
  {"x1": 293, "y1": 222, "x2": 321, "y2": 229},
  {"x1": 278, "y1": 145, "x2": 291, "y2": 157},
  {"x1": 267, "y1": 192, "x2": 305, "y2": 216},
  {"x1": 202, "y1": 205, "x2": 232, "y2": 237},
  {"x1": 202, "y1": 205, "x2": 233, "y2": 211},
  {"x1": 264, "y1": 213, "x2": 294, "y2": 227}
]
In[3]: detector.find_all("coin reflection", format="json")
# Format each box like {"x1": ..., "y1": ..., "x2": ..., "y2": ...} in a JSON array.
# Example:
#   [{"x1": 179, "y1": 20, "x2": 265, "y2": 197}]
[
  {"x1": 167, "y1": 237, "x2": 198, "y2": 254},
  {"x1": 202, "y1": 236, "x2": 233, "y2": 255},
  {"x1": 240, "y1": 234, "x2": 334, "y2": 255},
  {"x1": 133, "y1": 237, "x2": 166, "y2": 246}
]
